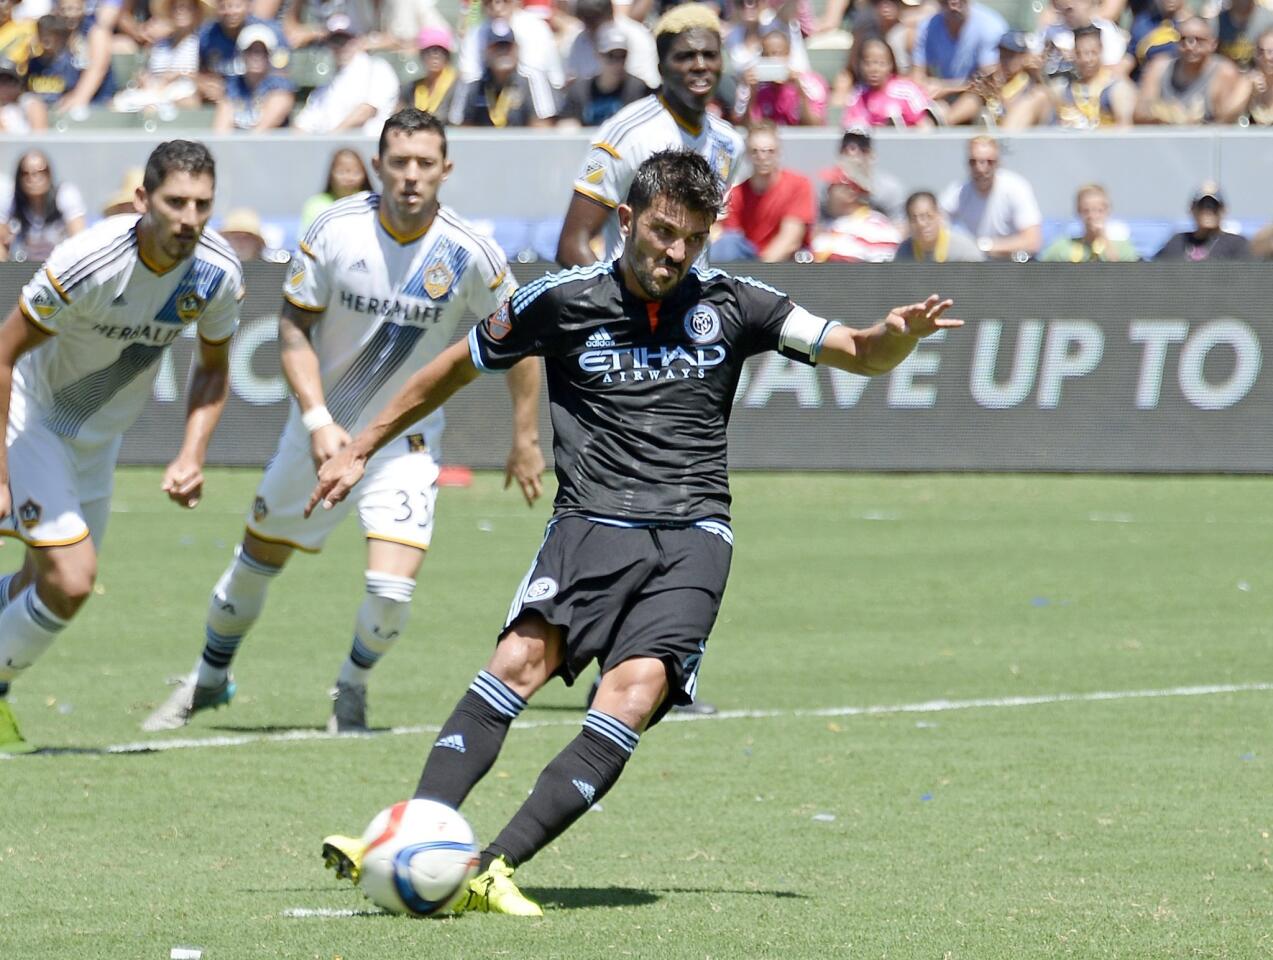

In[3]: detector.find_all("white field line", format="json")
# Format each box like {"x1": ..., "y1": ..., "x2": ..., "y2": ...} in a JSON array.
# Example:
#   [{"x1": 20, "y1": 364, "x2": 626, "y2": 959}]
[
  {"x1": 4, "y1": 681, "x2": 1270, "y2": 760},
  {"x1": 282, "y1": 908, "x2": 383, "y2": 918}
]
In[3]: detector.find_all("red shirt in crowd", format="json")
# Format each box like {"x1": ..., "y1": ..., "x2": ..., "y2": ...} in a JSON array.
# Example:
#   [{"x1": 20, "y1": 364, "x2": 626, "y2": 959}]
[{"x1": 722, "y1": 168, "x2": 816, "y2": 256}]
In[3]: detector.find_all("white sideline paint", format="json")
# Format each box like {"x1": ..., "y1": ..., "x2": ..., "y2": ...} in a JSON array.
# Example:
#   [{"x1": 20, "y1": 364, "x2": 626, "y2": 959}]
[
  {"x1": 3, "y1": 681, "x2": 1269, "y2": 760},
  {"x1": 282, "y1": 908, "x2": 382, "y2": 918}
]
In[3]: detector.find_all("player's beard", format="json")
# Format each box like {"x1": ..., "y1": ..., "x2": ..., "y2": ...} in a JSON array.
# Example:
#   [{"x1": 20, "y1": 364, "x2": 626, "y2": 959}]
[{"x1": 631, "y1": 254, "x2": 686, "y2": 300}]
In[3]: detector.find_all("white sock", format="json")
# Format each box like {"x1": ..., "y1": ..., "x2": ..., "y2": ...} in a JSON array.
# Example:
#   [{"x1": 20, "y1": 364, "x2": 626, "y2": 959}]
[
  {"x1": 197, "y1": 547, "x2": 281, "y2": 687},
  {"x1": 0, "y1": 586, "x2": 68, "y2": 691},
  {"x1": 337, "y1": 571, "x2": 414, "y2": 687}
]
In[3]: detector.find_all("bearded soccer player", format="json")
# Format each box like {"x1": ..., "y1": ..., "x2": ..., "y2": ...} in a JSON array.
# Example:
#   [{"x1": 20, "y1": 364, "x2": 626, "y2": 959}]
[
  {"x1": 143, "y1": 109, "x2": 544, "y2": 734},
  {"x1": 555, "y1": 2, "x2": 746, "y2": 269},
  {"x1": 311, "y1": 150, "x2": 960, "y2": 914},
  {"x1": 0, "y1": 140, "x2": 242, "y2": 753}
]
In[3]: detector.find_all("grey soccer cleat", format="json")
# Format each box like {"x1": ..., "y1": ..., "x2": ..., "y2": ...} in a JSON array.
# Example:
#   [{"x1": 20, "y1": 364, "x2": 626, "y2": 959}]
[
  {"x1": 142, "y1": 675, "x2": 235, "y2": 732},
  {"x1": 326, "y1": 682, "x2": 368, "y2": 733}
]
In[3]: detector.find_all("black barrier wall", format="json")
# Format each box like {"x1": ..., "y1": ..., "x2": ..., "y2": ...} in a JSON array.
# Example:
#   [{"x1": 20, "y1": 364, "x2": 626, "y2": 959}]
[{"x1": 1, "y1": 261, "x2": 1268, "y2": 473}]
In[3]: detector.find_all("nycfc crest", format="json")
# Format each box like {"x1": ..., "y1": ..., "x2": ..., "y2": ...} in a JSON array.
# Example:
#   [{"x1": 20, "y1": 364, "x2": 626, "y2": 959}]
[
  {"x1": 683, "y1": 303, "x2": 722, "y2": 344},
  {"x1": 523, "y1": 577, "x2": 558, "y2": 603},
  {"x1": 422, "y1": 261, "x2": 454, "y2": 299},
  {"x1": 176, "y1": 292, "x2": 207, "y2": 322}
]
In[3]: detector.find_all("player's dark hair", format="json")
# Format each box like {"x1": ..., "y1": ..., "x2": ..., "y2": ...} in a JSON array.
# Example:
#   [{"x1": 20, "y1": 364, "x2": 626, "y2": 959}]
[
  {"x1": 1072, "y1": 23, "x2": 1102, "y2": 45},
  {"x1": 379, "y1": 108, "x2": 448, "y2": 158},
  {"x1": 143, "y1": 140, "x2": 215, "y2": 193},
  {"x1": 625, "y1": 149, "x2": 722, "y2": 220},
  {"x1": 904, "y1": 190, "x2": 938, "y2": 216},
  {"x1": 653, "y1": 3, "x2": 722, "y2": 61}
]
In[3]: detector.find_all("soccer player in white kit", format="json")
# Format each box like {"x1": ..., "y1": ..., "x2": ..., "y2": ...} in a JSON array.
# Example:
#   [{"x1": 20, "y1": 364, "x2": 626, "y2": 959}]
[
  {"x1": 0, "y1": 140, "x2": 243, "y2": 753},
  {"x1": 144, "y1": 109, "x2": 544, "y2": 734}
]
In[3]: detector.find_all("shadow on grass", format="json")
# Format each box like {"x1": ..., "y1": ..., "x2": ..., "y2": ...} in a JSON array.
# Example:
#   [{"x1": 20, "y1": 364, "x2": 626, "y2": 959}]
[
  {"x1": 206, "y1": 723, "x2": 393, "y2": 734},
  {"x1": 524, "y1": 885, "x2": 808, "y2": 909}
]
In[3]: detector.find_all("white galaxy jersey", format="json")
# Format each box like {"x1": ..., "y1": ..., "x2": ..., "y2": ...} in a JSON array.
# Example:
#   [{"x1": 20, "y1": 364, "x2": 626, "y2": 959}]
[
  {"x1": 283, "y1": 192, "x2": 516, "y2": 453},
  {"x1": 16, "y1": 215, "x2": 242, "y2": 448},
  {"x1": 572, "y1": 94, "x2": 748, "y2": 261}
]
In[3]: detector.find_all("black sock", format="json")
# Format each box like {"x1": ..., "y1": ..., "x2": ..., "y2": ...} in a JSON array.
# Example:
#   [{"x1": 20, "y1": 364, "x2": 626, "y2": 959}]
[
  {"x1": 414, "y1": 671, "x2": 527, "y2": 808},
  {"x1": 485, "y1": 710, "x2": 638, "y2": 868}
]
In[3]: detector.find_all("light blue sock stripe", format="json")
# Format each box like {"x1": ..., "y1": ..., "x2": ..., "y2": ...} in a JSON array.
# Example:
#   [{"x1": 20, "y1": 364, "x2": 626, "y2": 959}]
[
  {"x1": 0, "y1": 573, "x2": 17, "y2": 614},
  {"x1": 470, "y1": 670, "x2": 526, "y2": 718},
  {"x1": 25, "y1": 590, "x2": 67, "y2": 634},
  {"x1": 237, "y1": 550, "x2": 282, "y2": 577},
  {"x1": 350, "y1": 636, "x2": 382, "y2": 667},
  {"x1": 584, "y1": 709, "x2": 639, "y2": 754}
]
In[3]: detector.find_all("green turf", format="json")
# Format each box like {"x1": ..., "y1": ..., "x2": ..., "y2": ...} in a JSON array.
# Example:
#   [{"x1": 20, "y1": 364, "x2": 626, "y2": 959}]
[{"x1": 2, "y1": 469, "x2": 1270, "y2": 960}]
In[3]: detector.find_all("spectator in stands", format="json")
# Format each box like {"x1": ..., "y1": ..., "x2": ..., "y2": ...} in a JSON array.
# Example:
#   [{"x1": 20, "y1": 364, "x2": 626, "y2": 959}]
[
  {"x1": 219, "y1": 207, "x2": 268, "y2": 261},
  {"x1": 725, "y1": 0, "x2": 810, "y2": 83},
  {"x1": 1042, "y1": 0, "x2": 1130, "y2": 78},
  {"x1": 459, "y1": 0, "x2": 565, "y2": 90},
  {"x1": 834, "y1": 124, "x2": 906, "y2": 220},
  {"x1": 293, "y1": 14, "x2": 400, "y2": 133},
  {"x1": 810, "y1": 160, "x2": 901, "y2": 262},
  {"x1": 1040, "y1": 183, "x2": 1137, "y2": 261},
  {"x1": 52, "y1": 0, "x2": 118, "y2": 110},
  {"x1": 1154, "y1": 182, "x2": 1250, "y2": 261},
  {"x1": 1010, "y1": 24, "x2": 1136, "y2": 126},
  {"x1": 0, "y1": 150, "x2": 85, "y2": 263},
  {"x1": 566, "y1": 0, "x2": 658, "y2": 88},
  {"x1": 559, "y1": 21, "x2": 651, "y2": 126},
  {"x1": 0, "y1": 57, "x2": 45, "y2": 130},
  {"x1": 940, "y1": 134, "x2": 1042, "y2": 259},
  {"x1": 282, "y1": 0, "x2": 390, "y2": 52},
  {"x1": 101, "y1": 166, "x2": 143, "y2": 216},
  {"x1": 378, "y1": 0, "x2": 452, "y2": 50},
  {"x1": 856, "y1": 0, "x2": 914, "y2": 75},
  {"x1": 843, "y1": 34, "x2": 938, "y2": 126},
  {"x1": 113, "y1": 0, "x2": 203, "y2": 110},
  {"x1": 894, "y1": 191, "x2": 984, "y2": 261},
  {"x1": 712, "y1": 121, "x2": 814, "y2": 262},
  {"x1": 0, "y1": 0, "x2": 36, "y2": 71},
  {"x1": 1251, "y1": 222, "x2": 1273, "y2": 259},
  {"x1": 198, "y1": 0, "x2": 282, "y2": 103},
  {"x1": 26, "y1": 14, "x2": 77, "y2": 105},
  {"x1": 733, "y1": 22, "x2": 827, "y2": 124},
  {"x1": 213, "y1": 20, "x2": 294, "y2": 129},
  {"x1": 945, "y1": 28, "x2": 1038, "y2": 124},
  {"x1": 300, "y1": 146, "x2": 370, "y2": 230},
  {"x1": 401, "y1": 25, "x2": 457, "y2": 118},
  {"x1": 1246, "y1": 26, "x2": 1273, "y2": 124},
  {"x1": 1135, "y1": 16, "x2": 1249, "y2": 123},
  {"x1": 1215, "y1": 0, "x2": 1273, "y2": 70},
  {"x1": 1129, "y1": 0, "x2": 1184, "y2": 74},
  {"x1": 450, "y1": 17, "x2": 557, "y2": 126},
  {"x1": 911, "y1": 0, "x2": 1008, "y2": 102}
]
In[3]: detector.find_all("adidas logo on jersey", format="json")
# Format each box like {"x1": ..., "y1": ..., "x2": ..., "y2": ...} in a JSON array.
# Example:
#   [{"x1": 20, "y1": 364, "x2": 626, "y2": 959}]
[
  {"x1": 434, "y1": 733, "x2": 466, "y2": 753},
  {"x1": 572, "y1": 779, "x2": 596, "y2": 803},
  {"x1": 350, "y1": 259, "x2": 369, "y2": 272},
  {"x1": 585, "y1": 327, "x2": 616, "y2": 348}
]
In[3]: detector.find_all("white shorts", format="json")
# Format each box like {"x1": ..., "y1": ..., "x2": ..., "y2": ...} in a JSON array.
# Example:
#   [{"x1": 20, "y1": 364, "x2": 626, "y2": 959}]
[
  {"x1": 247, "y1": 432, "x2": 441, "y2": 553},
  {"x1": 4, "y1": 419, "x2": 118, "y2": 549}
]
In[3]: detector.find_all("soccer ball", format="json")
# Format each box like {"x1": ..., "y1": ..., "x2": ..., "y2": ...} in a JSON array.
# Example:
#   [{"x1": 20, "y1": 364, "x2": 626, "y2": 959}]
[{"x1": 358, "y1": 799, "x2": 479, "y2": 916}]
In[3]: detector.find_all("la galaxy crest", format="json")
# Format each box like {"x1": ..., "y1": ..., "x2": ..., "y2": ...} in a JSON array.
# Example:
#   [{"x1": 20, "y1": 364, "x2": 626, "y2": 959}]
[
  {"x1": 707, "y1": 138, "x2": 733, "y2": 186},
  {"x1": 176, "y1": 292, "x2": 207, "y2": 322},
  {"x1": 17, "y1": 498, "x2": 41, "y2": 530},
  {"x1": 423, "y1": 261, "x2": 454, "y2": 300}
]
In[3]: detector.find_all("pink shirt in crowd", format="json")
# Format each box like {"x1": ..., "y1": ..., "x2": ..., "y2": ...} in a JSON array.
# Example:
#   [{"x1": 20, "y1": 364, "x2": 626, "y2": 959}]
[
  {"x1": 749, "y1": 72, "x2": 828, "y2": 125},
  {"x1": 842, "y1": 76, "x2": 936, "y2": 128}
]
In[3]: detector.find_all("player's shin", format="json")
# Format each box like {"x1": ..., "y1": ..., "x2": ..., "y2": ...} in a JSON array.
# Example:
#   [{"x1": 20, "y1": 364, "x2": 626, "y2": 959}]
[
  {"x1": 482, "y1": 709, "x2": 637, "y2": 870},
  {"x1": 0, "y1": 586, "x2": 69, "y2": 696},
  {"x1": 196, "y1": 546, "x2": 280, "y2": 686},
  {"x1": 414, "y1": 670, "x2": 528, "y2": 807},
  {"x1": 336, "y1": 572, "x2": 414, "y2": 686}
]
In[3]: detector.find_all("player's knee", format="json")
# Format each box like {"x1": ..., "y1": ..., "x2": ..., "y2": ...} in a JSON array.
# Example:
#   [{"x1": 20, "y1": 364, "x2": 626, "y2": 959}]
[
  {"x1": 490, "y1": 614, "x2": 562, "y2": 693},
  {"x1": 595, "y1": 659, "x2": 668, "y2": 731},
  {"x1": 38, "y1": 560, "x2": 97, "y2": 617}
]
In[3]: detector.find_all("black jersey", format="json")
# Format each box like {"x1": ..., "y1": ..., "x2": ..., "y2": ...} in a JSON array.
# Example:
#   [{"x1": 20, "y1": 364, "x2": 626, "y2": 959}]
[{"x1": 468, "y1": 261, "x2": 838, "y2": 524}]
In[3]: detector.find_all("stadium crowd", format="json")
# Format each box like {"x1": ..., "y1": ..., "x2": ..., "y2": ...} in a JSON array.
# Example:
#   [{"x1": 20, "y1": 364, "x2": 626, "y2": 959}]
[{"x1": 0, "y1": 0, "x2": 1271, "y2": 261}]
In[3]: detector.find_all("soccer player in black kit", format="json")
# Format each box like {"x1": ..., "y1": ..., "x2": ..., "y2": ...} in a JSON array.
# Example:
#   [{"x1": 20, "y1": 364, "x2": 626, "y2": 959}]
[{"x1": 311, "y1": 149, "x2": 961, "y2": 916}]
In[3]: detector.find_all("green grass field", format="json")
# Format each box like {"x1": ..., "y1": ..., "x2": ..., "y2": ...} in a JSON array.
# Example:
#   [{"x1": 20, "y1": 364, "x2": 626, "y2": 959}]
[{"x1": 2, "y1": 469, "x2": 1271, "y2": 960}]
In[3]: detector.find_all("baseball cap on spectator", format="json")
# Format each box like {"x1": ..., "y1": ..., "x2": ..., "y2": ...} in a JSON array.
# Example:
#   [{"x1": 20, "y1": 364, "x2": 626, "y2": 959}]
[
  {"x1": 417, "y1": 25, "x2": 454, "y2": 51},
  {"x1": 596, "y1": 23, "x2": 628, "y2": 54},
  {"x1": 821, "y1": 159, "x2": 872, "y2": 195},
  {"x1": 221, "y1": 208, "x2": 265, "y2": 240},
  {"x1": 481, "y1": 18, "x2": 515, "y2": 46},
  {"x1": 998, "y1": 30, "x2": 1030, "y2": 53},
  {"x1": 840, "y1": 125, "x2": 873, "y2": 151},
  {"x1": 237, "y1": 22, "x2": 278, "y2": 51},
  {"x1": 326, "y1": 13, "x2": 357, "y2": 36},
  {"x1": 1191, "y1": 181, "x2": 1224, "y2": 206}
]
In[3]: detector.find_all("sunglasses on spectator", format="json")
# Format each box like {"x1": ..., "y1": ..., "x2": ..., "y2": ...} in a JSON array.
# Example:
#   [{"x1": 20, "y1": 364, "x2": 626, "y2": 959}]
[
  {"x1": 601, "y1": 50, "x2": 627, "y2": 60},
  {"x1": 20, "y1": 166, "x2": 49, "y2": 177}
]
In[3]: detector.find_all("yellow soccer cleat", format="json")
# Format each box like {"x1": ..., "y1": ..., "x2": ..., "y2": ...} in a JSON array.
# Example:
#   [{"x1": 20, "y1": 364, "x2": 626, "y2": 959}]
[
  {"x1": 321, "y1": 834, "x2": 367, "y2": 885},
  {"x1": 0, "y1": 700, "x2": 36, "y2": 754},
  {"x1": 454, "y1": 856, "x2": 544, "y2": 917}
]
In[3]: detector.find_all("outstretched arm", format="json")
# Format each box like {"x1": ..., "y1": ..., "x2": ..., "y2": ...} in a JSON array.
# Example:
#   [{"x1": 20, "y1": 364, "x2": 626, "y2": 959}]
[
  {"x1": 504, "y1": 357, "x2": 544, "y2": 506},
  {"x1": 162, "y1": 335, "x2": 232, "y2": 508},
  {"x1": 307, "y1": 337, "x2": 479, "y2": 514},
  {"x1": 817, "y1": 295, "x2": 960, "y2": 377}
]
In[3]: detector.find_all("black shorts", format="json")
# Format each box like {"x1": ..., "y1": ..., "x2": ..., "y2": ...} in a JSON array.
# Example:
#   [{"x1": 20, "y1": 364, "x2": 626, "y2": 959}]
[{"x1": 501, "y1": 516, "x2": 733, "y2": 723}]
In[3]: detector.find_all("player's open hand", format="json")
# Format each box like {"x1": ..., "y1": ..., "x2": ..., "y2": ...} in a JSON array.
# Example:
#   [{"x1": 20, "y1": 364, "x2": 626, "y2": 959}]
[
  {"x1": 888, "y1": 295, "x2": 961, "y2": 339},
  {"x1": 310, "y1": 422, "x2": 352, "y2": 473},
  {"x1": 504, "y1": 439, "x2": 545, "y2": 507},
  {"x1": 305, "y1": 447, "x2": 366, "y2": 517},
  {"x1": 162, "y1": 455, "x2": 205, "y2": 509}
]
